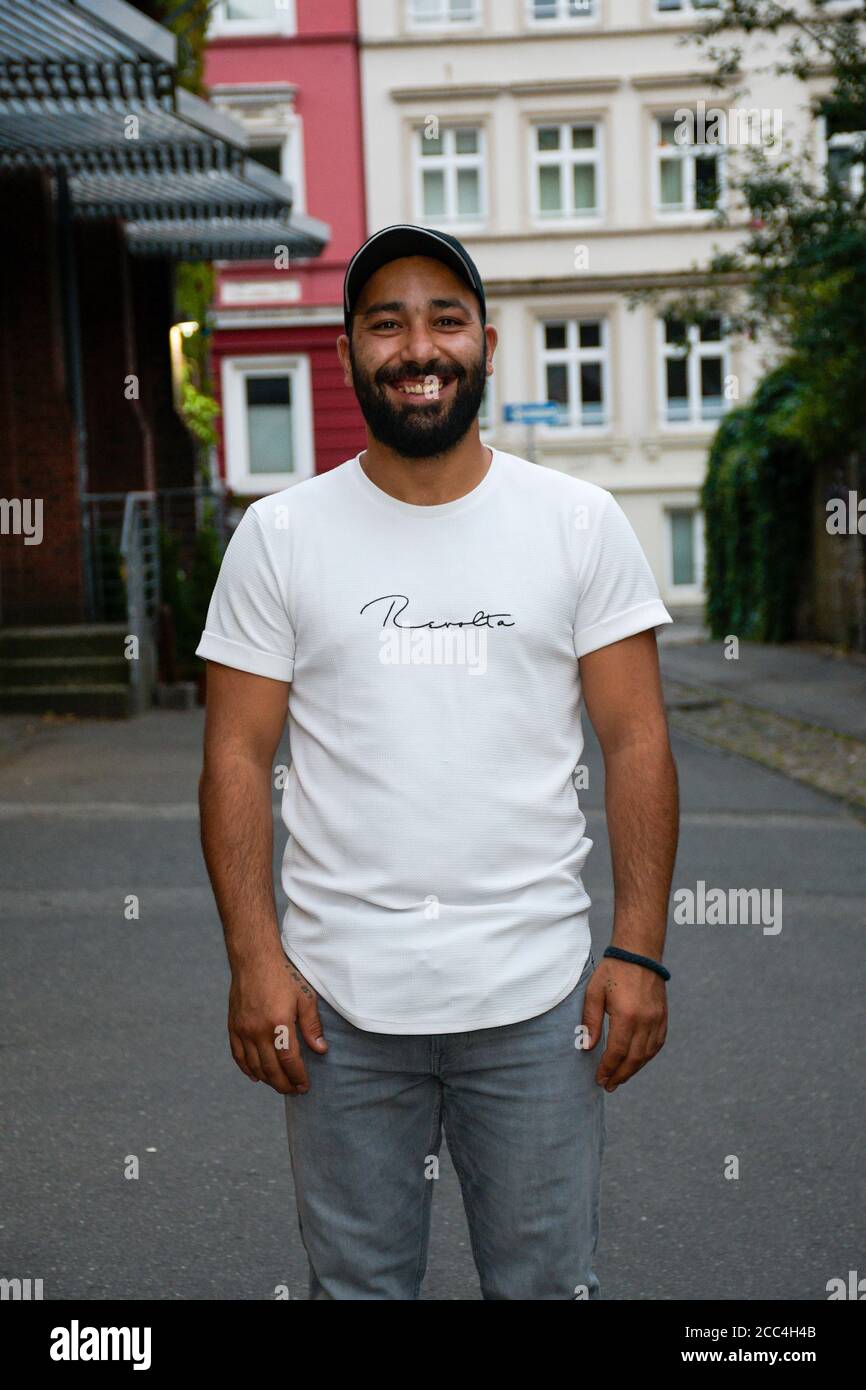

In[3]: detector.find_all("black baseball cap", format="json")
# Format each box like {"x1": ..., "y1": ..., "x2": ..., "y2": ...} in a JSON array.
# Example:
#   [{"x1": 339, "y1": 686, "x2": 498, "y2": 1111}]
[{"x1": 343, "y1": 224, "x2": 487, "y2": 337}]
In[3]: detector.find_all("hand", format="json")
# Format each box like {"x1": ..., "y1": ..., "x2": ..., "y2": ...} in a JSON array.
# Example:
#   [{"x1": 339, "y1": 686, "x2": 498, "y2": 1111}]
[
  {"x1": 228, "y1": 954, "x2": 327, "y2": 1096},
  {"x1": 581, "y1": 955, "x2": 668, "y2": 1092}
]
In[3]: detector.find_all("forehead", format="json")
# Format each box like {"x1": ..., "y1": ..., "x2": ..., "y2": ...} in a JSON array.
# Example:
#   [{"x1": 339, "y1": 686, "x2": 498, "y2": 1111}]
[{"x1": 356, "y1": 254, "x2": 469, "y2": 309}]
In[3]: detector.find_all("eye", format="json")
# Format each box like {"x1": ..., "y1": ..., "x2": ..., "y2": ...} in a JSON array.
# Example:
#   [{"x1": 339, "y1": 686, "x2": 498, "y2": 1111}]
[
  {"x1": 372, "y1": 319, "x2": 401, "y2": 330},
  {"x1": 436, "y1": 317, "x2": 464, "y2": 327}
]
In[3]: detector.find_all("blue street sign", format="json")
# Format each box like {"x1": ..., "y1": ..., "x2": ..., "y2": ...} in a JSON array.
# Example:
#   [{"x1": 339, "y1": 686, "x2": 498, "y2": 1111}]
[{"x1": 503, "y1": 401, "x2": 562, "y2": 425}]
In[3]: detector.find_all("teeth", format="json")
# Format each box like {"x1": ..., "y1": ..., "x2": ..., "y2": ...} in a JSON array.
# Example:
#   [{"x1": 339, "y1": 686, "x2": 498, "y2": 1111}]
[{"x1": 394, "y1": 376, "x2": 450, "y2": 395}]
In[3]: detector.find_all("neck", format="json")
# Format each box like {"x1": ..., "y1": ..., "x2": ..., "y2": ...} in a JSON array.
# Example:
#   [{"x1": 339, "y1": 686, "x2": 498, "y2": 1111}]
[{"x1": 359, "y1": 434, "x2": 492, "y2": 506}]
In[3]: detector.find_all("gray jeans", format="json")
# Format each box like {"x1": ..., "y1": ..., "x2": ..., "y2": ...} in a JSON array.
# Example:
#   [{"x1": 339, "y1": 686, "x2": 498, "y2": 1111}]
[{"x1": 284, "y1": 950, "x2": 606, "y2": 1300}]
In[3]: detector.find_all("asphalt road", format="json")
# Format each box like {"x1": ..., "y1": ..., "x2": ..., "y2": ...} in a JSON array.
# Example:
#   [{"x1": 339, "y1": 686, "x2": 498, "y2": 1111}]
[{"x1": 0, "y1": 707, "x2": 863, "y2": 1300}]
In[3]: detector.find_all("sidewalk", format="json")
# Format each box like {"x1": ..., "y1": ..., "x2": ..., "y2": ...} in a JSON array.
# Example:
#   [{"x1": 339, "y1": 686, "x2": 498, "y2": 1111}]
[
  {"x1": 657, "y1": 634, "x2": 866, "y2": 815},
  {"x1": 659, "y1": 634, "x2": 866, "y2": 741}
]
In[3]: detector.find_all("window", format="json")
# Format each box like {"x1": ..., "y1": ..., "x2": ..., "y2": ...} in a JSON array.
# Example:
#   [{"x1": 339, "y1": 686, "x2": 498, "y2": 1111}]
[
  {"x1": 667, "y1": 508, "x2": 704, "y2": 589},
  {"x1": 654, "y1": 1, "x2": 719, "y2": 14},
  {"x1": 660, "y1": 316, "x2": 727, "y2": 426},
  {"x1": 221, "y1": 356, "x2": 314, "y2": 493},
  {"x1": 250, "y1": 122, "x2": 306, "y2": 211},
  {"x1": 528, "y1": 0, "x2": 597, "y2": 23},
  {"x1": 415, "y1": 125, "x2": 485, "y2": 224},
  {"x1": 656, "y1": 115, "x2": 723, "y2": 213},
  {"x1": 407, "y1": 0, "x2": 480, "y2": 27},
  {"x1": 246, "y1": 377, "x2": 294, "y2": 475},
  {"x1": 825, "y1": 117, "x2": 866, "y2": 198},
  {"x1": 532, "y1": 122, "x2": 602, "y2": 219},
  {"x1": 209, "y1": 87, "x2": 306, "y2": 214},
  {"x1": 539, "y1": 318, "x2": 608, "y2": 429},
  {"x1": 249, "y1": 144, "x2": 282, "y2": 175},
  {"x1": 210, "y1": 0, "x2": 296, "y2": 37}
]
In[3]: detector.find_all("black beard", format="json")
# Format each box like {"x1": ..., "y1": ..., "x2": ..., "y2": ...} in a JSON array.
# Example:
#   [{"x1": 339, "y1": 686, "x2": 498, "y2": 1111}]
[{"x1": 348, "y1": 340, "x2": 488, "y2": 460}]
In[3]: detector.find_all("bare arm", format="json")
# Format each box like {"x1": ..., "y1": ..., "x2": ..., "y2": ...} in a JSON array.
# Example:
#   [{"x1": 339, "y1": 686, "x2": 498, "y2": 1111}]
[
  {"x1": 199, "y1": 660, "x2": 327, "y2": 1096},
  {"x1": 578, "y1": 629, "x2": 679, "y2": 1092}
]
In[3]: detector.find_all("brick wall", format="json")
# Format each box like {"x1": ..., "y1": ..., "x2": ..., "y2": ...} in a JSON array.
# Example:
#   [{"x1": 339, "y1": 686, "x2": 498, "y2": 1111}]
[
  {"x1": 0, "y1": 171, "x2": 84, "y2": 625},
  {"x1": 75, "y1": 219, "x2": 154, "y2": 497}
]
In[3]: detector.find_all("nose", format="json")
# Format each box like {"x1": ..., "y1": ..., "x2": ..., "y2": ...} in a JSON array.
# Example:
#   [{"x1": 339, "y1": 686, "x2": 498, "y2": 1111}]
[{"x1": 399, "y1": 313, "x2": 438, "y2": 370}]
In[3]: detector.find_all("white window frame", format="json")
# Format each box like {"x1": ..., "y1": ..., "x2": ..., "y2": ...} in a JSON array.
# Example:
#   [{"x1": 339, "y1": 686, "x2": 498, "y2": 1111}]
[
  {"x1": 414, "y1": 124, "x2": 487, "y2": 228},
  {"x1": 209, "y1": 86, "x2": 306, "y2": 213},
  {"x1": 665, "y1": 507, "x2": 706, "y2": 592},
  {"x1": 536, "y1": 317, "x2": 610, "y2": 433},
  {"x1": 209, "y1": 0, "x2": 297, "y2": 39},
  {"x1": 653, "y1": 0, "x2": 720, "y2": 18},
  {"x1": 820, "y1": 114, "x2": 866, "y2": 198},
  {"x1": 657, "y1": 316, "x2": 729, "y2": 429},
  {"x1": 221, "y1": 354, "x2": 314, "y2": 494},
  {"x1": 525, "y1": 0, "x2": 599, "y2": 27},
  {"x1": 530, "y1": 120, "x2": 604, "y2": 223},
  {"x1": 654, "y1": 113, "x2": 726, "y2": 217},
  {"x1": 249, "y1": 116, "x2": 306, "y2": 213},
  {"x1": 406, "y1": 0, "x2": 482, "y2": 30}
]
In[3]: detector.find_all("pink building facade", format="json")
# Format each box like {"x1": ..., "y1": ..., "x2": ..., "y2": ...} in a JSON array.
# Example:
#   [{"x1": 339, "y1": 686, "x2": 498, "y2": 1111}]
[{"x1": 205, "y1": 0, "x2": 366, "y2": 494}]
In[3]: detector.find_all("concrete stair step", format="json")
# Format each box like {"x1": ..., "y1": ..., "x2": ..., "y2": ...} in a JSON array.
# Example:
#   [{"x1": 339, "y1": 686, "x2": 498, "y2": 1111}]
[
  {"x1": 0, "y1": 656, "x2": 130, "y2": 688},
  {"x1": 0, "y1": 684, "x2": 132, "y2": 718},
  {"x1": 0, "y1": 625, "x2": 129, "y2": 659}
]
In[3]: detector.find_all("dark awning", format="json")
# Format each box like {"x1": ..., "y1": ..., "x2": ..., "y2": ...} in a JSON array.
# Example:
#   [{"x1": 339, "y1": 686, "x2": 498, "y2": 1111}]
[
  {"x1": 126, "y1": 211, "x2": 330, "y2": 260},
  {"x1": 0, "y1": 0, "x2": 330, "y2": 258},
  {"x1": 0, "y1": 0, "x2": 175, "y2": 66},
  {"x1": 71, "y1": 157, "x2": 309, "y2": 221},
  {"x1": 0, "y1": 84, "x2": 249, "y2": 174}
]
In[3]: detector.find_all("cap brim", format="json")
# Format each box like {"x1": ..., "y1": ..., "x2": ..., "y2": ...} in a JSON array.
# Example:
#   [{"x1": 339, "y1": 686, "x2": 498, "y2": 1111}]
[{"x1": 344, "y1": 225, "x2": 484, "y2": 328}]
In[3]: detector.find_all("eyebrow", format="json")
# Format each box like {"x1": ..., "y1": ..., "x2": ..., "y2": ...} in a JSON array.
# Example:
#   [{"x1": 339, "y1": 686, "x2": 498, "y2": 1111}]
[{"x1": 360, "y1": 297, "x2": 473, "y2": 320}]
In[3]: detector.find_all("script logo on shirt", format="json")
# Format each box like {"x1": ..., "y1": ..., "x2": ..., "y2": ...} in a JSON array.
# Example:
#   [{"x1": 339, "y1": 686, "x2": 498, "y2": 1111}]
[{"x1": 359, "y1": 594, "x2": 516, "y2": 676}]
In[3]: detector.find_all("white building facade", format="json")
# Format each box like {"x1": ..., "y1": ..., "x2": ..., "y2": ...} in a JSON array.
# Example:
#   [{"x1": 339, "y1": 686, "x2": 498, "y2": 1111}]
[{"x1": 357, "y1": 0, "x2": 841, "y2": 613}]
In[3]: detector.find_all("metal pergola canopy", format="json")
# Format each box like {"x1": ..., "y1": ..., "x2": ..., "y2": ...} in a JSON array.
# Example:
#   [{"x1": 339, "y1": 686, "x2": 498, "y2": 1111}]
[
  {"x1": 0, "y1": 86, "x2": 250, "y2": 173},
  {"x1": 0, "y1": 0, "x2": 330, "y2": 260},
  {"x1": 70, "y1": 158, "x2": 298, "y2": 221},
  {"x1": 126, "y1": 213, "x2": 331, "y2": 260},
  {"x1": 0, "y1": 0, "x2": 175, "y2": 64}
]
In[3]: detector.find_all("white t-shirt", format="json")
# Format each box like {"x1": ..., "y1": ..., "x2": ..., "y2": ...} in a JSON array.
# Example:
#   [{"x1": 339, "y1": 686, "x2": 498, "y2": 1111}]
[{"x1": 196, "y1": 448, "x2": 672, "y2": 1034}]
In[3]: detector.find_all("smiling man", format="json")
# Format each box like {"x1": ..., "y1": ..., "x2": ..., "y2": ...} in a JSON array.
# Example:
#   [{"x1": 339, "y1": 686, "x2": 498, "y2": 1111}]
[{"x1": 196, "y1": 224, "x2": 680, "y2": 1301}]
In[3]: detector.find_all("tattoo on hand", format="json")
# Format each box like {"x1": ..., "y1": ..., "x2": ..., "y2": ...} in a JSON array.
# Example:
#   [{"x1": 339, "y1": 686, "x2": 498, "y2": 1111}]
[{"x1": 284, "y1": 960, "x2": 314, "y2": 999}]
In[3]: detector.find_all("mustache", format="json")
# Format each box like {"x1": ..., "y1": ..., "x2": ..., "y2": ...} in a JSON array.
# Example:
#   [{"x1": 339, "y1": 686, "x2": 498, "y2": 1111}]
[{"x1": 376, "y1": 364, "x2": 465, "y2": 386}]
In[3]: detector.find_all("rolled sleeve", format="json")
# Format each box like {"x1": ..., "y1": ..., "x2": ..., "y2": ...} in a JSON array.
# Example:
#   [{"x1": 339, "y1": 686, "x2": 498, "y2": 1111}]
[
  {"x1": 573, "y1": 491, "x2": 673, "y2": 658},
  {"x1": 195, "y1": 504, "x2": 295, "y2": 682}
]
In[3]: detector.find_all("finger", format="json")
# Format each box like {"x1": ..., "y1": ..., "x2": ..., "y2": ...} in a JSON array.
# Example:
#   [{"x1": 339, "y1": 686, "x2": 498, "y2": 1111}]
[
  {"x1": 595, "y1": 1018, "x2": 632, "y2": 1088},
  {"x1": 580, "y1": 985, "x2": 606, "y2": 1050},
  {"x1": 242, "y1": 1038, "x2": 267, "y2": 1084},
  {"x1": 296, "y1": 995, "x2": 328, "y2": 1054},
  {"x1": 268, "y1": 1023, "x2": 309, "y2": 1093},
  {"x1": 273, "y1": 1018, "x2": 308, "y2": 1086},
  {"x1": 229, "y1": 1033, "x2": 257, "y2": 1082},
  {"x1": 256, "y1": 1034, "x2": 301, "y2": 1095},
  {"x1": 604, "y1": 1026, "x2": 656, "y2": 1090}
]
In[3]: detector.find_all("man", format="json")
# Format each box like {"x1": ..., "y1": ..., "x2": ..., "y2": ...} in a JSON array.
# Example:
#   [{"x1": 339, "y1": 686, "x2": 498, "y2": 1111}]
[{"x1": 197, "y1": 224, "x2": 679, "y2": 1301}]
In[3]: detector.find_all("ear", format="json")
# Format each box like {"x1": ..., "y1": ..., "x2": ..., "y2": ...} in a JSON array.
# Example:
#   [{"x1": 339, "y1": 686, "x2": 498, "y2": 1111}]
[
  {"x1": 336, "y1": 333, "x2": 353, "y2": 388},
  {"x1": 484, "y1": 322, "x2": 498, "y2": 374}
]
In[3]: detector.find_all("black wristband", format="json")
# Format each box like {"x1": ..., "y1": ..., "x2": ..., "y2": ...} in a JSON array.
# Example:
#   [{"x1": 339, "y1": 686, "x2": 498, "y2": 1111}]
[{"x1": 603, "y1": 946, "x2": 671, "y2": 981}]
